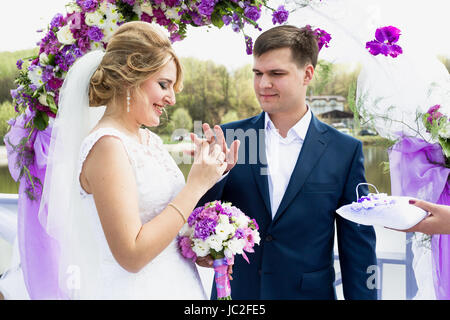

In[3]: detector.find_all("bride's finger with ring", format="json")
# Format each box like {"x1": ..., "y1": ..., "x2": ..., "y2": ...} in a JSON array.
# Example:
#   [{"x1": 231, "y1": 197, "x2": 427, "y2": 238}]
[{"x1": 216, "y1": 151, "x2": 226, "y2": 165}]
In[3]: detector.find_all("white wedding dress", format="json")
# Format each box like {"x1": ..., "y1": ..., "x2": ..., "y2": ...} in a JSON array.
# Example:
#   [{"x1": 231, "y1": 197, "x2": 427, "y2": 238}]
[{"x1": 76, "y1": 126, "x2": 206, "y2": 299}]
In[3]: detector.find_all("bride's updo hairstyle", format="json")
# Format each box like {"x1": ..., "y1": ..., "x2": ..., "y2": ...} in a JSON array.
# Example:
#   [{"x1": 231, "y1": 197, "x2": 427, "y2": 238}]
[{"x1": 89, "y1": 21, "x2": 183, "y2": 107}]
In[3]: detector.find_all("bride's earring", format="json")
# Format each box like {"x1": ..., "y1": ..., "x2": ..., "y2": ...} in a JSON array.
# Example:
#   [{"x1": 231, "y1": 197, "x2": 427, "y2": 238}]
[{"x1": 126, "y1": 90, "x2": 131, "y2": 113}]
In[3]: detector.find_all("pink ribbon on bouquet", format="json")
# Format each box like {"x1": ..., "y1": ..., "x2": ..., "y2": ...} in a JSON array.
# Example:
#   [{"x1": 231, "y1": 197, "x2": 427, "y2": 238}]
[{"x1": 213, "y1": 258, "x2": 231, "y2": 299}]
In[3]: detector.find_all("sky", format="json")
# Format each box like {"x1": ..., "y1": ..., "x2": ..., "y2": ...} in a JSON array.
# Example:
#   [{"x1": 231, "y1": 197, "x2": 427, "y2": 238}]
[{"x1": 0, "y1": 0, "x2": 449, "y2": 71}]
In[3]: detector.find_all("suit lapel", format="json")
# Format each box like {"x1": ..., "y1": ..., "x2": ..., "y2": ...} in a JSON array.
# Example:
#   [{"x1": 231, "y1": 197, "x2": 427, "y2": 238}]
[
  {"x1": 249, "y1": 112, "x2": 272, "y2": 218},
  {"x1": 272, "y1": 114, "x2": 329, "y2": 224}
]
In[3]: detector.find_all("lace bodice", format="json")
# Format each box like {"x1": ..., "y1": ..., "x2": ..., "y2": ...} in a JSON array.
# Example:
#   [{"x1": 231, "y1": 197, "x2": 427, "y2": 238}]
[{"x1": 77, "y1": 127, "x2": 186, "y2": 224}]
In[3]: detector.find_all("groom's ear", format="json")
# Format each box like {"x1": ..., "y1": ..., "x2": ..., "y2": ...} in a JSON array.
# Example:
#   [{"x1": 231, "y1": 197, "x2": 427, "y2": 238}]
[{"x1": 303, "y1": 64, "x2": 314, "y2": 86}]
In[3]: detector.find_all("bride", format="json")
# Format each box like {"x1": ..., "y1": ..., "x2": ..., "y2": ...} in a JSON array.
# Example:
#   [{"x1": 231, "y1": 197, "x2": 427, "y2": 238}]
[{"x1": 38, "y1": 21, "x2": 238, "y2": 299}]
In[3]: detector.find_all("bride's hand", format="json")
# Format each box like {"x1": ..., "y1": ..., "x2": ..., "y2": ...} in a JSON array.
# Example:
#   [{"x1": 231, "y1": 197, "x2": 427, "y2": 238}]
[
  {"x1": 196, "y1": 255, "x2": 233, "y2": 280},
  {"x1": 185, "y1": 134, "x2": 227, "y2": 196},
  {"x1": 202, "y1": 123, "x2": 240, "y2": 174}
]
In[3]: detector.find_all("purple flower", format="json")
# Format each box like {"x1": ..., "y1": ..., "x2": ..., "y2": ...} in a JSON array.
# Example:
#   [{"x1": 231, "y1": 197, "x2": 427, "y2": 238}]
[
  {"x1": 244, "y1": 6, "x2": 261, "y2": 22},
  {"x1": 47, "y1": 77, "x2": 64, "y2": 91},
  {"x1": 222, "y1": 15, "x2": 232, "y2": 26},
  {"x1": 366, "y1": 26, "x2": 403, "y2": 58},
  {"x1": 194, "y1": 218, "x2": 217, "y2": 240},
  {"x1": 198, "y1": 206, "x2": 219, "y2": 221},
  {"x1": 231, "y1": 23, "x2": 240, "y2": 33},
  {"x1": 188, "y1": 206, "x2": 204, "y2": 226},
  {"x1": 50, "y1": 13, "x2": 64, "y2": 29},
  {"x1": 375, "y1": 26, "x2": 401, "y2": 44},
  {"x1": 141, "y1": 12, "x2": 153, "y2": 23},
  {"x1": 170, "y1": 32, "x2": 182, "y2": 43},
  {"x1": 178, "y1": 236, "x2": 197, "y2": 262},
  {"x1": 235, "y1": 228, "x2": 245, "y2": 239},
  {"x1": 87, "y1": 26, "x2": 104, "y2": 42},
  {"x1": 245, "y1": 35, "x2": 253, "y2": 55},
  {"x1": 426, "y1": 104, "x2": 444, "y2": 125},
  {"x1": 10, "y1": 88, "x2": 20, "y2": 100},
  {"x1": 313, "y1": 27, "x2": 332, "y2": 51},
  {"x1": 16, "y1": 59, "x2": 23, "y2": 70},
  {"x1": 272, "y1": 5, "x2": 289, "y2": 25},
  {"x1": 190, "y1": 11, "x2": 204, "y2": 26},
  {"x1": 153, "y1": 8, "x2": 171, "y2": 26},
  {"x1": 164, "y1": 0, "x2": 180, "y2": 7},
  {"x1": 197, "y1": 0, "x2": 218, "y2": 17},
  {"x1": 122, "y1": 0, "x2": 135, "y2": 5},
  {"x1": 42, "y1": 65, "x2": 54, "y2": 83},
  {"x1": 76, "y1": 0, "x2": 98, "y2": 12}
]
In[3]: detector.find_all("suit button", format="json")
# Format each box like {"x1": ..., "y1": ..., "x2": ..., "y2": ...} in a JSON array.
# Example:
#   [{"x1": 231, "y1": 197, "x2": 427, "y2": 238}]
[
  {"x1": 258, "y1": 269, "x2": 262, "y2": 276},
  {"x1": 265, "y1": 234, "x2": 273, "y2": 242}
]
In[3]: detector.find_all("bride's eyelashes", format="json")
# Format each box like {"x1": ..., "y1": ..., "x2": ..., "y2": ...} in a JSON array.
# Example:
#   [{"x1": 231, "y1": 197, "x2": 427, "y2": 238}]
[{"x1": 158, "y1": 81, "x2": 168, "y2": 89}]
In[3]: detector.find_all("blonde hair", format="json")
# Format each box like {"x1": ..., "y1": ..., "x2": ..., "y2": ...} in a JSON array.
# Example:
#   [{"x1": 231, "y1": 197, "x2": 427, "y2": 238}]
[{"x1": 89, "y1": 21, "x2": 183, "y2": 107}]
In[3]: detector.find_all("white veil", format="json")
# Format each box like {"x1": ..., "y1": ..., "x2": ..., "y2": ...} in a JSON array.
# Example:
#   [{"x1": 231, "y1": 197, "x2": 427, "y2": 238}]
[
  {"x1": 288, "y1": 0, "x2": 449, "y2": 300},
  {"x1": 38, "y1": 50, "x2": 106, "y2": 299}
]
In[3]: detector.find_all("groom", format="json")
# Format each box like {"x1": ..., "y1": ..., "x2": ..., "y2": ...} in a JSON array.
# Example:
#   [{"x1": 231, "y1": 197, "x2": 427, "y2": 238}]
[{"x1": 197, "y1": 25, "x2": 377, "y2": 300}]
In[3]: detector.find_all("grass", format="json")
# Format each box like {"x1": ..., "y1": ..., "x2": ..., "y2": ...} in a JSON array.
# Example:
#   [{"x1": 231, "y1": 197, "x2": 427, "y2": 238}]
[{"x1": 0, "y1": 101, "x2": 17, "y2": 146}]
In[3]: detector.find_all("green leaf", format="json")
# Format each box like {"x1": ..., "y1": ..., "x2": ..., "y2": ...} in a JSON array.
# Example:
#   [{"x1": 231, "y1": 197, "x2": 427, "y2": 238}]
[
  {"x1": 47, "y1": 53, "x2": 56, "y2": 66},
  {"x1": 439, "y1": 137, "x2": 450, "y2": 159},
  {"x1": 46, "y1": 95, "x2": 58, "y2": 114},
  {"x1": 211, "y1": 12, "x2": 224, "y2": 28},
  {"x1": 33, "y1": 111, "x2": 49, "y2": 131},
  {"x1": 209, "y1": 248, "x2": 225, "y2": 260}
]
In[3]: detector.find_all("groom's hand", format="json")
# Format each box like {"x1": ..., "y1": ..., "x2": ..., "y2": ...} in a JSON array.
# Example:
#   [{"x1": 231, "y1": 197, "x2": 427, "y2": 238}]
[{"x1": 202, "y1": 123, "x2": 240, "y2": 174}]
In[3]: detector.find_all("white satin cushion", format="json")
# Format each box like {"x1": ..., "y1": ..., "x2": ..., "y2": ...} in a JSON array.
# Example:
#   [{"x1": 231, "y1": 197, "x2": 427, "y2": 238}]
[{"x1": 336, "y1": 195, "x2": 427, "y2": 230}]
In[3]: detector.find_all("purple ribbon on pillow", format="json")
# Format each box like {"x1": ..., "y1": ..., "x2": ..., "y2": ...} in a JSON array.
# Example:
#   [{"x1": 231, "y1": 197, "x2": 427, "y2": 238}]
[{"x1": 389, "y1": 136, "x2": 450, "y2": 300}]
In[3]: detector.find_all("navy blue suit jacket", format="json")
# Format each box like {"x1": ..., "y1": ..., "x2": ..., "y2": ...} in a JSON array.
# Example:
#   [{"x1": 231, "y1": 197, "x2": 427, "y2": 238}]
[{"x1": 199, "y1": 112, "x2": 377, "y2": 300}]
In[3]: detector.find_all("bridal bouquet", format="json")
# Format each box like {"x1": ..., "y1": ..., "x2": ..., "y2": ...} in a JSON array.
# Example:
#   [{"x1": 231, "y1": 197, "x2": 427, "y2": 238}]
[{"x1": 178, "y1": 200, "x2": 260, "y2": 300}]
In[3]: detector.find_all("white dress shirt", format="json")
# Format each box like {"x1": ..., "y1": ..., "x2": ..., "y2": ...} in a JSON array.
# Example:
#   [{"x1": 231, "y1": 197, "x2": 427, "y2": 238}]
[{"x1": 264, "y1": 107, "x2": 312, "y2": 218}]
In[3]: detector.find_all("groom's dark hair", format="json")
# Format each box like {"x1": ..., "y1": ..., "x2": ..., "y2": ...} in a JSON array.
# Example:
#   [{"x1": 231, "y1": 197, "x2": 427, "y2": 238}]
[{"x1": 253, "y1": 25, "x2": 319, "y2": 68}]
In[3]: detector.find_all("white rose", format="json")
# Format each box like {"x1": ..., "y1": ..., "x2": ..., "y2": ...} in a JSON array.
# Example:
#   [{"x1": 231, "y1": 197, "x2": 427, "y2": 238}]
[
  {"x1": 38, "y1": 93, "x2": 48, "y2": 106},
  {"x1": 226, "y1": 238, "x2": 245, "y2": 255},
  {"x1": 215, "y1": 222, "x2": 235, "y2": 241},
  {"x1": 85, "y1": 11, "x2": 104, "y2": 26},
  {"x1": 206, "y1": 235, "x2": 224, "y2": 252},
  {"x1": 103, "y1": 23, "x2": 119, "y2": 42},
  {"x1": 165, "y1": 8, "x2": 179, "y2": 20},
  {"x1": 132, "y1": 4, "x2": 143, "y2": 17},
  {"x1": 90, "y1": 41, "x2": 104, "y2": 51},
  {"x1": 235, "y1": 215, "x2": 249, "y2": 229},
  {"x1": 39, "y1": 53, "x2": 49, "y2": 66},
  {"x1": 192, "y1": 239, "x2": 210, "y2": 257},
  {"x1": 141, "y1": 2, "x2": 154, "y2": 16},
  {"x1": 28, "y1": 66, "x2": 44, "y2": 87},
  {"x1": 218, "y1": 215, "x2": 230, "y2": 225},
  {"x1": 56, "y1": 25, "x2": 75, "y2": 45},
  {"x1": 105, "y1": 6, "x2": 120, "y2": 23},
  {"x1": 66, "y1": 3, "x2": 81, "y2": 14},
  {"x1": 438, "y1": 121, "x2": 450, "y2": 139}
]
